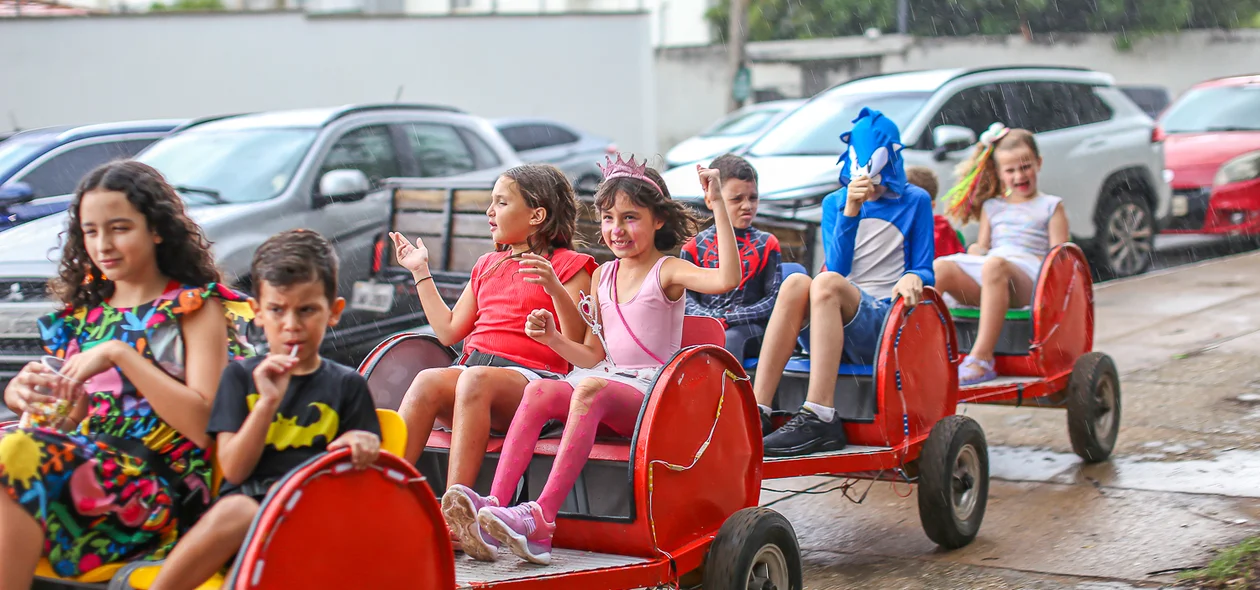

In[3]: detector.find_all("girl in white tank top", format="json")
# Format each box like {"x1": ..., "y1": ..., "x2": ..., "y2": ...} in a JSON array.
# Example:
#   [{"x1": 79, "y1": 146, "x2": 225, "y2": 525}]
[{"x1": 934, "y1": 123, "x2": 1070, "y2": 386}]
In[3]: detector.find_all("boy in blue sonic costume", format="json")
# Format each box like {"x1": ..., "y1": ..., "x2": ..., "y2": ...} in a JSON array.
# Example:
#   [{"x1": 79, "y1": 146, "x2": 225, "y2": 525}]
[{"x1": 752, "y1": 107, "x2": 936, "y2": 456}]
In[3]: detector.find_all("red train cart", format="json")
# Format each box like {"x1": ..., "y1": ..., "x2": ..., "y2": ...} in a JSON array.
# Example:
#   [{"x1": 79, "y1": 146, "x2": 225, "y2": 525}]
[
  {"x1": 745, "y1": 286, "x2": 989, "y2": 550},
  {"x1": 358, "y1": 316, "x2": 796, "y2": 589},
  {"x1": 949, "y1": 243, "x2": 1122, "y2": 462}
]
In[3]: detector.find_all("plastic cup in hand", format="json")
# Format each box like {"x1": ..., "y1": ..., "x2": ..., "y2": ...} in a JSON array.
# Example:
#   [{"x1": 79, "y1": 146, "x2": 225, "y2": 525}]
[{"x1": 19, "y1": 356, "x2": 75, "y2": 430}]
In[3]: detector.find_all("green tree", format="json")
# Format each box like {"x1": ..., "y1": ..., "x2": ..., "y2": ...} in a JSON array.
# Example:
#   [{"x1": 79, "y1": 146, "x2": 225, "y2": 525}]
[
  {"x1": 150, "y1": 0, "x2": 225, "y2": 10},
  {"x1": 707, "y1": 0, "x2": 1260, "y2": 42}
]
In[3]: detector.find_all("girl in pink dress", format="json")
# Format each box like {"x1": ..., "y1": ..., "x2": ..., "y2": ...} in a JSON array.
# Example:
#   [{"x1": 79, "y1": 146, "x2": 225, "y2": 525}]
[{"x1": 442, "y1": 158, "x2": 741, "y2": 564}]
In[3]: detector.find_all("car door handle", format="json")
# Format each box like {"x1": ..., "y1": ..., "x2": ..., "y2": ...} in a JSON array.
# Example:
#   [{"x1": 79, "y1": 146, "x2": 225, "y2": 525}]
[{"x1": 1084, "y1": 138, "x2": 1107, "y2": 148}]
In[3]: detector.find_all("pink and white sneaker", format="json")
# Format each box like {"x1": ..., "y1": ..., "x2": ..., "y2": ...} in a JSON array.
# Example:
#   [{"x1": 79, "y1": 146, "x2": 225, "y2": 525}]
[
  {"x1": 477, "y1": 501, "x2": 556, "y2": 565},
  {"x1": 441, "y1": 485, "x2": 501, "y2": 561}
]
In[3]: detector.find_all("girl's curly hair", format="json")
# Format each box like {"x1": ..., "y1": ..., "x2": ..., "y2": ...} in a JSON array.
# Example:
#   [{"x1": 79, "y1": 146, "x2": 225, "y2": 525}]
[
  {"x1": 593, "y1": 166, "x2": 700, "y2": 251},
  {"x1": 51, "y1": 160, "x2": 222, "y2": 308}
]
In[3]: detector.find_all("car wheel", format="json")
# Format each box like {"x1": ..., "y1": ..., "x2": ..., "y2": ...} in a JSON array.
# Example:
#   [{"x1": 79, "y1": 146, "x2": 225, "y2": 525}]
[{"x1": 1093, "y1": 191, "x2": 1154, "y2": 280}]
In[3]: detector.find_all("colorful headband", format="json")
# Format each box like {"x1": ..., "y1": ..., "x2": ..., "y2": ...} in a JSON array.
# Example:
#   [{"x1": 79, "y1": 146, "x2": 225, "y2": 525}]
[{"x1": 599, "y1": 154, "x2": 662, "y2": 195}]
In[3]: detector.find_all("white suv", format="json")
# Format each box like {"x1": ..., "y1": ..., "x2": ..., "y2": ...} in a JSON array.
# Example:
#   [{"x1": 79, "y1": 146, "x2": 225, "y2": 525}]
[{"x1": 663, "y1": 66, "x2": 1169, "y2": 279}]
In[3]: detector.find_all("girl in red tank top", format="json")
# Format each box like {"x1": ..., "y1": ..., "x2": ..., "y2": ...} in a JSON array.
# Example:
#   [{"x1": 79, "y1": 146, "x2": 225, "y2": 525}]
[{"x1": 388, "y1": 165, "x2": 595, "y2": 558}]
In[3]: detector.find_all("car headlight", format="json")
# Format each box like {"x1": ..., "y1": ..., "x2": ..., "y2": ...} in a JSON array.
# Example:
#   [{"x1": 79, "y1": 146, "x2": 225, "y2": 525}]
[{"x1": 1213, "y1": 150, "x2": 1260, "y2": 187}]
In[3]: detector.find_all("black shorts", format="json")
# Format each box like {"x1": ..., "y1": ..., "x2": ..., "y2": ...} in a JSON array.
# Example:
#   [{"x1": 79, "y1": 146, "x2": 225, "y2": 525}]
[
  {"x1": 454, "y1": 349, "x2": 563, "y2": 380},
  {"x1": 218, "y1": 478, "x2": 279, "y2": 504}
]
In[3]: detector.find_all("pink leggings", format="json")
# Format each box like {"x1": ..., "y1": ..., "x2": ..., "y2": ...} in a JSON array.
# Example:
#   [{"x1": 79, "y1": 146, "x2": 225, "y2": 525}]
[{"x1": 489, "y1": 377, "x2": 644, "y2": 522}]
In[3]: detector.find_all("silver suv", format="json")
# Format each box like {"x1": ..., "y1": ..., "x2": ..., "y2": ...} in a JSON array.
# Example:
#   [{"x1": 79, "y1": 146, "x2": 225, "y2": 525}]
[
  {"x1": 663, "y1": 66, "x2": 1170, "y2": 279},
  {"x1": 0, "y1": 103, "x2": 519, "y2": 388}
]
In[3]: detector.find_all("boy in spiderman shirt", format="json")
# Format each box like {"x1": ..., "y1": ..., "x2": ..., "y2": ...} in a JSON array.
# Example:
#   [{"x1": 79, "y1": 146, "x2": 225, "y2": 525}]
[{"x1": 681, "y1": 154, "x2": 783, "y2": 361}]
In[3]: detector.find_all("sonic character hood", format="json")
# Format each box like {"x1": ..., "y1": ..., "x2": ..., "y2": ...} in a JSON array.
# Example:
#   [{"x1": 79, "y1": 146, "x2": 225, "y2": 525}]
[{"x1": 837, "y1": 107, "x2": 907, "y2": 197}]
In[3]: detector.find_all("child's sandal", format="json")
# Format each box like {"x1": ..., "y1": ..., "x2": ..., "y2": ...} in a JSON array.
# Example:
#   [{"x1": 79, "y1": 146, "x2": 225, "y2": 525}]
[{"x1": 959, "y1": 355, "x2": 997, "y2": 386}]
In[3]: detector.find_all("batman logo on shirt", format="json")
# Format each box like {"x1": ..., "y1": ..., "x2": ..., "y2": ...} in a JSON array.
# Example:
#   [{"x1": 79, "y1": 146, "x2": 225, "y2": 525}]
[{"x1": 246, "y1": 394, "x2": 340, "y2": 450}]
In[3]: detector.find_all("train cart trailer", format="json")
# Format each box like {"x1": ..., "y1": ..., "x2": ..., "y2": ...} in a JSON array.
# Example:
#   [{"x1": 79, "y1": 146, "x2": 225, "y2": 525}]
[{"x1": 950, "y1": 243, "x2": 1122, "y2": 462}]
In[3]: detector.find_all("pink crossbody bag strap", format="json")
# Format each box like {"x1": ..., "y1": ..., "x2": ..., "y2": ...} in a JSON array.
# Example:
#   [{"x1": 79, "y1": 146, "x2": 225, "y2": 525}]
[{"x1": 609, "y1": 260, "x2": 667, "y2": 366}]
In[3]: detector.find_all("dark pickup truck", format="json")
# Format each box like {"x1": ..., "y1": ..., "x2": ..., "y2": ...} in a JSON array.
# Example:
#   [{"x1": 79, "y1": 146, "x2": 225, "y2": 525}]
[{"x1": 362, "y1": 178, "x2": 821, "y2": 336}]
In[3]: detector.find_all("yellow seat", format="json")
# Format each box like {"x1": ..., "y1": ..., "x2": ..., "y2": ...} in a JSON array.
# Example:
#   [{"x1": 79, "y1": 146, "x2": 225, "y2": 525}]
[
  {"x1": 34, "y1": 559, "x2": 124, "y2": 583},
  {"x1": 125, "y1": 564, "x2": 224, "y2": 589},
  {"x1": 376, "y1": 408, "x2": 407, "y2": 457}
]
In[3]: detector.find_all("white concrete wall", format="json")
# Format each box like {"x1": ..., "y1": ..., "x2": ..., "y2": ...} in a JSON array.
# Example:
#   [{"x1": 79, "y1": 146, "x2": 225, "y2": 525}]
[
  {"x1": 58, "y1": 0, "x2": 704, "y2": 46},
  {"x1": 0, "y1": 12, "x2": 656, "y2": 154},
  {"x1": 399, "y1": 0, "x2": 701, "y2": 46},
  {"x1": 654, "y1": 44, "x2": 727, "y2": 154}
]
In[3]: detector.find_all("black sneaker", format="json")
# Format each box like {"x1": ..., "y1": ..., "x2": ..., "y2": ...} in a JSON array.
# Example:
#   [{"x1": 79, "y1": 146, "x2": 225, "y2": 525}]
[
  {"x1": 760, "y1": 409, "x2": 773, "y2": 436},
  {"x1": 762, "y1": 409, "x2": 848, "y2": 457}
]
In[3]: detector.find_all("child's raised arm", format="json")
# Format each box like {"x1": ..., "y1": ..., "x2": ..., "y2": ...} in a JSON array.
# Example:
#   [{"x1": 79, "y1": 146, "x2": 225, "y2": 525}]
[
  {"x1": 663, "y1": 166, "x2": 741, "y2": 296},
  {"x1": 390, "y1": 232, "x2": 478, "y2": 346}
]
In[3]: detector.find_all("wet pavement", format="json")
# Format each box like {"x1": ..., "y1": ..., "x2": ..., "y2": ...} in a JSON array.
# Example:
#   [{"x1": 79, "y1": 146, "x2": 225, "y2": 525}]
[{"x1": 768, "y1": 239, "x2": 1260, "y2": 588}]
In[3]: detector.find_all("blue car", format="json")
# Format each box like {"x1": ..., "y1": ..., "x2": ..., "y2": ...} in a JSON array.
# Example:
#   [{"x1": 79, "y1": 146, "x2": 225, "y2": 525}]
[{"x1": 0, "y1": 119, "x2": 184, "y2": 230}]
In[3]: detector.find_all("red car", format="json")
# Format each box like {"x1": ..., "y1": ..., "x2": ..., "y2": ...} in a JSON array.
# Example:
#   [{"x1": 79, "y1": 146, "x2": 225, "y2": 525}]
[{"x1": 1158, "y1": 75, "x2": 1260, "y2": 236}]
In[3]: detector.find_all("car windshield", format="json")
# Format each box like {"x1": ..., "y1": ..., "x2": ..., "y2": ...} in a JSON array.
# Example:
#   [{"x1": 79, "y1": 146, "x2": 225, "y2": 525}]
[
  {"x1": 1160, "y1": 85, "x2": 1260, "y2": 133},
  {"x1": 137, "y1": 128, "x2": 318, "y2": 204},
  {"x1": 702, "y1": 109, "x2": 783, "y2": 137},
  {"x1": 0, "y1": 135, "x2": 52, "y2": 180},
  {"x1": 747, "y1": 92, "x2": 930, "y2": 157}
]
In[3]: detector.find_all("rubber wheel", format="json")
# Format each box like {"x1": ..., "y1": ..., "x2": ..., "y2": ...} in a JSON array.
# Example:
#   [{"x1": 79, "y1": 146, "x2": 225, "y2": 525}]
[
  {"x1": 1092, "y1": 191, "x2": 1154, "y2": 280},
  {"x1": 917, "y1": 415, "x2": 989, "y2": 549},
  {"x1": 704, "y1": 507, "x2": 803, "y2": 590},
  {"x1": 1066, "y1": 352, "x2": 1121, "y2": 463}
]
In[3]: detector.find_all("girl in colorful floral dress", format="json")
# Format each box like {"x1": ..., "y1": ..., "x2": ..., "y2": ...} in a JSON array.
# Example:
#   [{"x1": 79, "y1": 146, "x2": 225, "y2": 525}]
[{"x1": 0, "y1": 160, "x2": 253, "y2": 586}]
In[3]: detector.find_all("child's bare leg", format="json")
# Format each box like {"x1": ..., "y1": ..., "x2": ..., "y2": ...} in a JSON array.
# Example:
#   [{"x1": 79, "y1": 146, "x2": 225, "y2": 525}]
[
  {"x1": 0, "y1": 493, "x2": 41, "y2": 590},
  {"x1": 149, "y1": 496, "x2": 260, "y2": 590},
  {"x1": 447, "y1": 367, "x2": 529, "y2": 488},
  {"x1": 752, "y1": 274, "x2": 812, "y2": 407},
  {"x1": 971, "y1": 257, "x2": 1034, "y2": 361},
  {"x1": 803, "y1": 272, "x2": 863, "y2": 407},
  {"x1": 398, "y1": 368, "x2": 461, "y2": 463},
  {"x1": 934, "y1": 259, "x2": 982, "y2": 305}
]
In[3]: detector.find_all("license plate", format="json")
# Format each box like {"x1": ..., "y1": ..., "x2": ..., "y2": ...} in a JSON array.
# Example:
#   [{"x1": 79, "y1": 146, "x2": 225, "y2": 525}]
[
  {"x1": 1172, "y1": 195, "x2": 1189, "y2": 217},
  {"x1": 351, "y1": 281, "x2": 394, "y2": 313}
]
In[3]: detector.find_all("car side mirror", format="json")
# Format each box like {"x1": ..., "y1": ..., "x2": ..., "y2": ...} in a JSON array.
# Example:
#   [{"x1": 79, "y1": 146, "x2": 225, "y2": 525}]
[
  {"x1": 0, "y1": 182, "x2": 34, "y2": 206},
  {"x1": 316, "y1": 169, "x2": 370, "y2": 206},
  {"x1": 931, "y1": 125, "x2": 977, "y2": 162}
]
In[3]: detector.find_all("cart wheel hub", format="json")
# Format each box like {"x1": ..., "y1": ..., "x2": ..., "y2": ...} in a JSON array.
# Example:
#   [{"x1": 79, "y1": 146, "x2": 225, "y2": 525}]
[
  {"x1": 952, "y1": 444, "x2": 981, "y2": 522},
  {"x1": 746, "y1": 544, "x2": 790, "y2": 590}
]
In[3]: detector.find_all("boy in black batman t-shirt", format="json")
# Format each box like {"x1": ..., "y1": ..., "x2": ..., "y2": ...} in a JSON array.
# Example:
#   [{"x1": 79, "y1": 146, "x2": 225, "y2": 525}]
[{"x1": 151, "y1": 230, "x2": 381, "y2": 590}]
